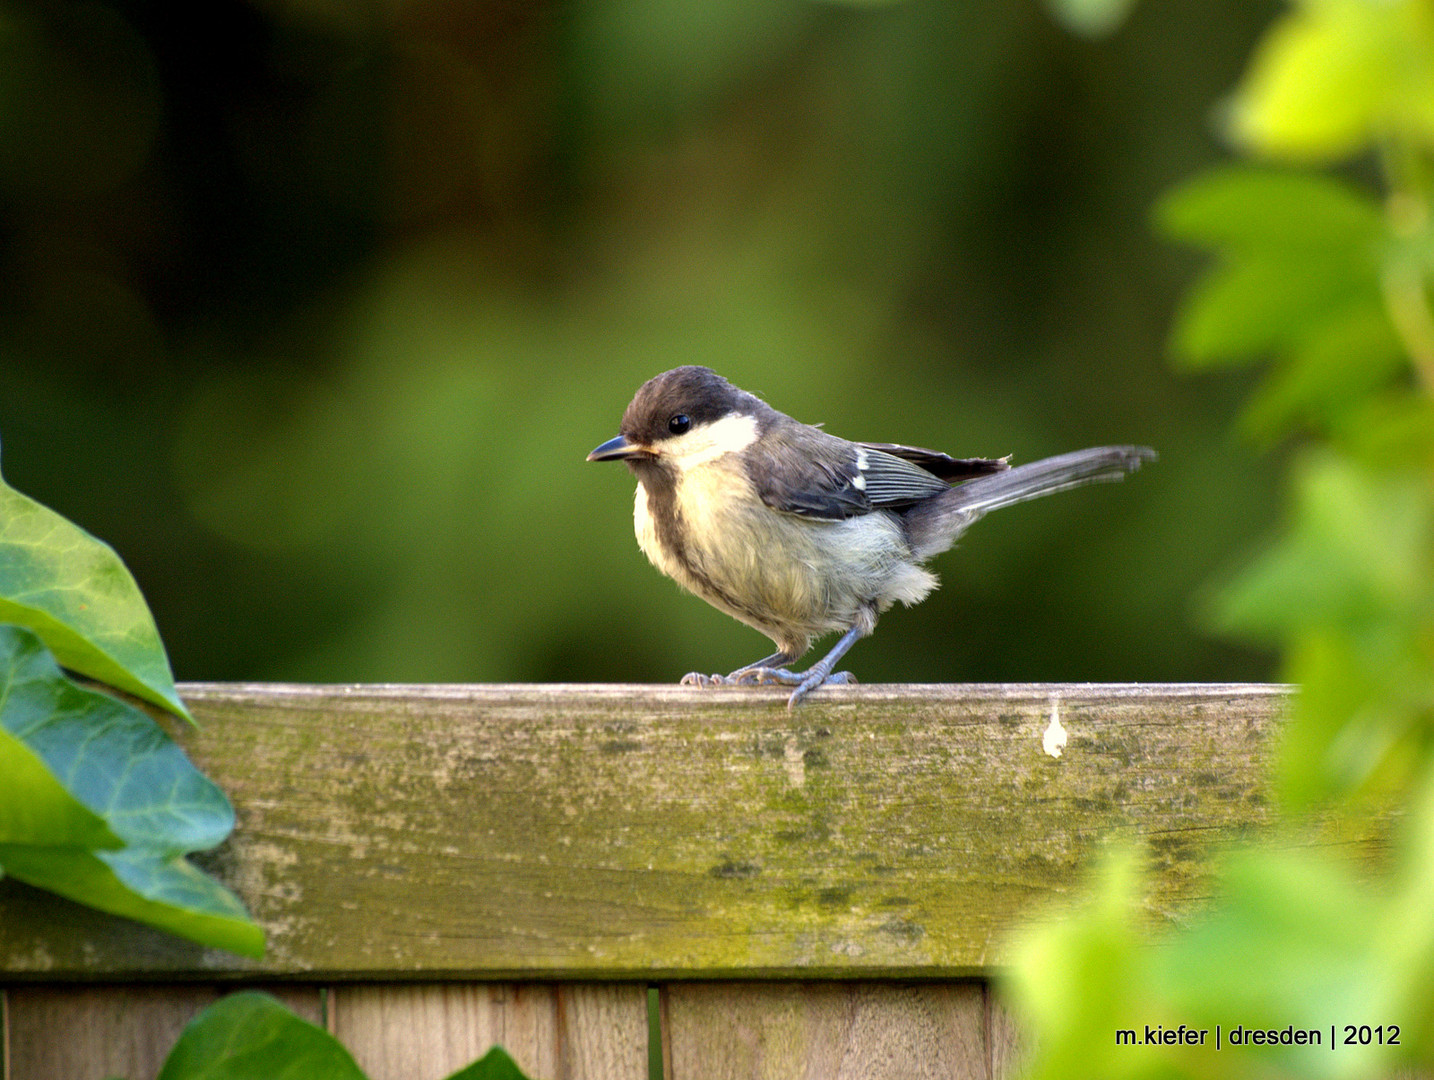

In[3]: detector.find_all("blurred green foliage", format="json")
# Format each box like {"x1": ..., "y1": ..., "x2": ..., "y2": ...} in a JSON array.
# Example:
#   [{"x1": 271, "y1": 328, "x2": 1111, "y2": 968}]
[
  {"x1": 1007, "y1": 0, "x2": 1434, "y2": 1076},
  {"x1": 0, "y1": 0, "x2": 1279, "y2": 687},
  {"x1": 1043, "y1": 0, "x2": 1140, "y2": 39}
]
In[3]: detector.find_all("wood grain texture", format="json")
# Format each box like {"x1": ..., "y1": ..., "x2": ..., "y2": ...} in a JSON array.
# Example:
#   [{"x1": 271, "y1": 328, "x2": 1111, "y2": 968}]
[
  {"x1": 986, "y1": 993, "x2": 1027, "y2": 1080},
  {"x1": 330, "y1": 983, "x2": 647, "y2": 1080},
  {"x1": 662, "y1": 981, "x2": 987, "y2": 1080},
  {"x1": 3, "y1": 984, "x2": 320, "y2": 1080},
  {"x1": 0, "y1": 682, "x2": 1318, "y2": 979}
]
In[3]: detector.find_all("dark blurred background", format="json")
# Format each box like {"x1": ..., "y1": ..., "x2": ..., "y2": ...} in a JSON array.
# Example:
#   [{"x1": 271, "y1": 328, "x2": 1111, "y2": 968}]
[{"x1": 0, "y1": 0, "x2": 1280, "y2": 685}]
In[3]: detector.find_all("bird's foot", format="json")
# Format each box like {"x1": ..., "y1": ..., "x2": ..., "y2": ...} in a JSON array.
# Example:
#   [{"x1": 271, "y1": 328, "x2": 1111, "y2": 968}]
[
  {"x1": 786, "y1": 670, "x2": 857, "y2": 709},
  {"x1": 731, "y1": 665, "x2": 858, "y2": 709},
  {"x1": 679, "y1": 667, "x2": 857, "y2": 697},
  {"x1": 731, "y1": 666, "x2": 797, "y2": 686},
  {"x1": 738, "y1": 667, "x2": 857, "y2": 689}
]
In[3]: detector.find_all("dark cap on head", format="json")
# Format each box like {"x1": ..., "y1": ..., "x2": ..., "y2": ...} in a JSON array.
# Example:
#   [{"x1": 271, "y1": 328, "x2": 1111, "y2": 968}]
[{"x1": 620, "y1": 366, "x2": 756, "y2": 447}]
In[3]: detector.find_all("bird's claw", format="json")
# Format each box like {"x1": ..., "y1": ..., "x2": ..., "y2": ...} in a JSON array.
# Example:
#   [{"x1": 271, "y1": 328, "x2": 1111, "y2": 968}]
[
  {"x1": 680, "y1": 668, "x2": 801, "y2": 686},
  {"x1": 682, "y1": 667, "x2": 856, "y2": 707},
  {"x1": 786, "y1": 671, "x2": 856, "y2": 709},
  {"x1": 756, "y1": 669, "x2": 856, "y2": 688},
  {"x1": 745, "y1": 667, "x2": 799, "y2": 686}
]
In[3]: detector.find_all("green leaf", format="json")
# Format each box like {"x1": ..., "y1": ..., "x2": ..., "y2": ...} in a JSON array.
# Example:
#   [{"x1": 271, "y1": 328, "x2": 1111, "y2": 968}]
[
  {"x1": 0, "y1": 723, "x2": 121, "y2": 850},
  {"x1": 1042, "y1": 0, "x2": 1139, "y2": 38},
  {"x1": 1008, "y1": 813, "x2": 1434, "y2": 1076},
  {"x1": 1002, "y1": 847, "x2": 1153, "y2": 1080},
  {"x1": 1155, "y1": 845, "x2": 1370, "y2": 1037},
  {"x1": 1276, "y1": 630, "x2": 1403, "y2": 806},
  {"x1": 1157, "y1": 166, "x2": 1387, "y2": 369},
  {"x1": 0, "y1": 624, "x2": 263, "y2": 957},
  {"x1": 1168, "y1": 256, "x2": 1380, "y2": 367},
  {"x1": 157, "y1": 993, "x2": 366, "y2": 1080},
  {"x1": 1209, "y1": 452, "x2": 1432, "y2": 640},
  {"x1": 0, "y1": 449, "x2": 192, "y2": 722},
  {"x1": 1155, "y1": 166, "x2": 1384, "y2": 254},
  {"x1": 1207, "y1": 452, "x2": 1434, "y2": 807},
  {"x1": 0, "y1": 845, "x2": 264, "y2": 959},
  {"x1": 1228, "y1": 0, "x2": 1434, "y2": 161},
  {"x1": 1378, "y1": 775, "x2": 1434, "y2": 1017},
  {"x1": 1339, "y1": 394, "x2": 1434, "y2": 469},
  {"x1": 1239, "y1": 300, "x2": 1407, "y2": 441},
  {"x1": 0, "y1": 626, "x2": 230, "y2": 852},
  {"x1": 443, "y1": 1046, "x2": 534, "y2": 1080}
]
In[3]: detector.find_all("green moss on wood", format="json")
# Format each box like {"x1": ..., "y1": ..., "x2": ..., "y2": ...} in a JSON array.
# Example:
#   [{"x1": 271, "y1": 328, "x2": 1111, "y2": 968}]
[{"x1": 0, "y1": 682, "x2": 1390, "y2": 981}]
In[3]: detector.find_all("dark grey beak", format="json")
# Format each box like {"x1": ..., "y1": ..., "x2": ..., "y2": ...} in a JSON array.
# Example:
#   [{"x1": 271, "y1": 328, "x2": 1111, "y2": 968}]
[{"x1": 587, "y1": 434, "x2": 648, "y2": 462}]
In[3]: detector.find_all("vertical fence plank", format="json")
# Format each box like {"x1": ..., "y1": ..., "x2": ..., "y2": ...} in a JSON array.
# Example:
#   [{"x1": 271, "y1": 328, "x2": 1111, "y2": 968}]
[
  {"x1": 330, "y1": 983, "x2": 646, "y2": 1080},
  {"x1": 986, "y1": 988, "x2": 1026, "y2": 1080},
  {"x1": 662, "y1": 982, "x2": 988, "y2": 1080},
  {"x1": 331, "y1": 984, "x2": 553, "y2": 1080},
  {"x1": 4, "y1": 984, "x2": 320, "y2": 1080},
  {"x1": 558, "y1": 983, "x2": 650, "y2": 1080},
  {"x1": 8, "y1": 985, "x2": 219, "y2": 1080}
]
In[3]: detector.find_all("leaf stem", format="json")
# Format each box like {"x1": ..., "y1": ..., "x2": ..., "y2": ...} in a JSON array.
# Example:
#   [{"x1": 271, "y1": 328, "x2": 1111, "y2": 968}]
[{"x1": 1381, "y1": 262, "x2": 1434, "y2": 395}]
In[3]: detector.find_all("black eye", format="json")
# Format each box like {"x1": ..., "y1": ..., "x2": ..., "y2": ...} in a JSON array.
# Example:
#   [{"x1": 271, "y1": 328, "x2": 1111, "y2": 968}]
[{"x1": 668, "y1": 414, "x2": 691, "y2": 434}]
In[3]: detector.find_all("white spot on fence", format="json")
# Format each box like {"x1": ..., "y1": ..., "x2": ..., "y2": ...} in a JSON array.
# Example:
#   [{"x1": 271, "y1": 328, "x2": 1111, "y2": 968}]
[{"x1": 1043, "y1": 698, "x2": 1068, "y2": 758}]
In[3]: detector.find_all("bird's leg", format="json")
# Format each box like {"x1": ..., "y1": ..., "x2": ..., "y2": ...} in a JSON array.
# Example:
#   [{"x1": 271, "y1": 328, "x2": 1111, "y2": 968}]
[
  {"x1": 724, "y1": 651, "x2": 802, "y2": 685},
  {"x1": 764, "y1": 624, "x2": 864, "y2": 709},
  {"x1": 685, "y1": 624, "x2": 866, "y2": 706},
  {"x1": 681, "y1": 651, "x2": 797, "y2": 687}
]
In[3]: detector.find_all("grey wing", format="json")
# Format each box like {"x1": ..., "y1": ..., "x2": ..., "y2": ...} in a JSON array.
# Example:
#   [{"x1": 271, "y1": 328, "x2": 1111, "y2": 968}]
[
  {"x1": 857, "y1": 442, "x2": 1009, "y2": 482},
  {"x1": 855, "y1": 446, "x2": 954, "y2": 507},
  {"x1": 746, "y1": 427, "x2": 951, "y2": 520}
]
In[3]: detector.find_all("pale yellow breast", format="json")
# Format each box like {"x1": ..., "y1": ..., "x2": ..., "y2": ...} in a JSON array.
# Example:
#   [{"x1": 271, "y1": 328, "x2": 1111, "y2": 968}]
[
  {"x1": 631, "y1": 452, "x2": 938, "y2": 648},
  {"x1": 634, "y1": 482, "x2": 681, "y2": 582}
]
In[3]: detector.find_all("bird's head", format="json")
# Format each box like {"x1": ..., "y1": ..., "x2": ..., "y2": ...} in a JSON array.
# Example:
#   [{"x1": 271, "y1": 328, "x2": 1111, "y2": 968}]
[{"x1": 587, "y1": 366, "x2": 766, "y2": 471}]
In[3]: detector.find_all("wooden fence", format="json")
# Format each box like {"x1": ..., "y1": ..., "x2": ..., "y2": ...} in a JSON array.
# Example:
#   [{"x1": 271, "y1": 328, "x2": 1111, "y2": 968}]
[{"x1": 0, "y1": 682, "x2": 1319, "y2": 1079}]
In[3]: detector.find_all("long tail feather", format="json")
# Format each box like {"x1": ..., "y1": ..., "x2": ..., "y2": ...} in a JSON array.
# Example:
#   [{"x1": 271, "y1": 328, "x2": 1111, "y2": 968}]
[{"x1": 903, "y1": 445, "x2": 1155, "y2": 559}]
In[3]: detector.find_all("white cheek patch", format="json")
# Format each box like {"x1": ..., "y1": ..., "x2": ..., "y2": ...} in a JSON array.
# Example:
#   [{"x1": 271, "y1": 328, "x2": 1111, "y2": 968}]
[{"x1": 661, "y1": 413, "x2": 760, "y2": 468}]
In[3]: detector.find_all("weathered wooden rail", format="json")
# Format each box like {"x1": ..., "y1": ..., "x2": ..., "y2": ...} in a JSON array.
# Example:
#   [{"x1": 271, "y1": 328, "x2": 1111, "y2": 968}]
[{"x1": 0, "y1": 682, "x2": 1314, "y2": 1079}]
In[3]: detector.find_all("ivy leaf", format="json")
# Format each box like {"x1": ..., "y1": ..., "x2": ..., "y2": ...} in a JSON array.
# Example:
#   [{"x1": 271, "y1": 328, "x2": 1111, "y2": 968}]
[
  {"x1": 0, "y1": 624, "x2": 262, "y2": 957},
  {"x1": 1166, "y1": 257, "x2": 1378, "y2": 367},
  {"x1": 1209, "y1": 451, "x2": 1430, "y2": 639},
  {"x1": 154, "y1": 992, "x2": 538, "y2": 1080},
  {"x1": 1001, "y1": 847, "x2": 1153, "y2": 1080},
  {"x1": 0, "y1": 724, "x2": 121, "y2": 850},
  {"x1": 0, "y1": 845, "x2": 263, "y2": 959},
  {"x1": 443, "y1": 1046, "x2": 535, "y2": 1080},
  {"x1": 156, "y1": 993, "x2": 366, "y2": 1080},
  {"x1": 0, "y1": 449, "x2": 192, "y2": 722}
]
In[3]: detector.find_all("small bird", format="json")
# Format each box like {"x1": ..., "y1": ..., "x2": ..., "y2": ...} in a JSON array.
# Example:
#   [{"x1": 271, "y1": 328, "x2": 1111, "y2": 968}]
[{"x1": 588, "y1": 366, "x2": 1154, "y2": 707}]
